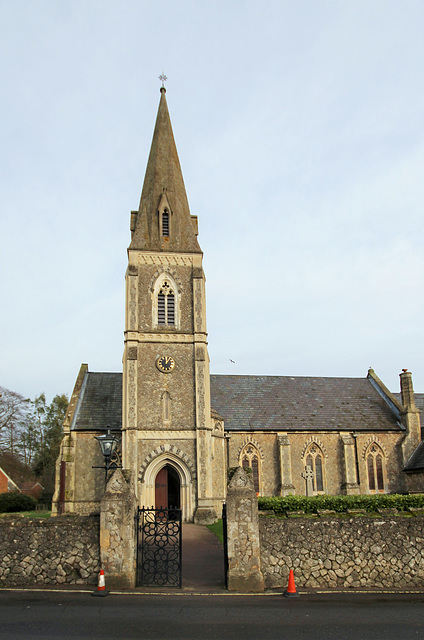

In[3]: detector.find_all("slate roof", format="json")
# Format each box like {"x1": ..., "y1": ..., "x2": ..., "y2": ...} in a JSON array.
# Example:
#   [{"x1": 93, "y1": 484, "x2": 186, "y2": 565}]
[
  {"x1": 404, "y1": 442, "x2": 424, "y2": 472},
  {"x1": 71, "y1": 372, "x2": 122, "y2": 431},
  {"x1": 414, "y1": 394, "x2": 424, "y2": 411},
  {"x1": 209, "y1": 375, "x2": 402, "y2": 432},
  {"x1": 393, "y1": 393, "x2": 424, "y2": 414},
  {"x1": 71, "y1": 372, "x2": 404, "y2": 434},
  {"x1": 394, "y1": 393, "x2": 424, "y2": 472}
]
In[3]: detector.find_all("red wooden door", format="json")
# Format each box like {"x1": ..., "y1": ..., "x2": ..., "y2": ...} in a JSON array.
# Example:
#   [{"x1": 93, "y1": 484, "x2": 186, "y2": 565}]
[
  {"x1": 59, "y1": 460, "x2": 66, "y2": 515},
  {"x1": 155, "y1": 467, "x2": 168, "y2": 508}
]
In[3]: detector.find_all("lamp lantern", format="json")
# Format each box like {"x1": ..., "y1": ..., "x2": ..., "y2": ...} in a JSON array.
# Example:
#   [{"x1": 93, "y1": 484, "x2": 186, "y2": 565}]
[
  {"x1": 95, "y1": 428, "x2": 118, "y2": 460},
  {"x1": 93, "y1": 427, "x2": 121, "y2": 486}
]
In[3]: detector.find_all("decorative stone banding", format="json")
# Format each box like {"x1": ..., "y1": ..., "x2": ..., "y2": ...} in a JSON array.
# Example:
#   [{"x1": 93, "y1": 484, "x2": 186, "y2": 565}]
[{"x1": 138, "y1": 444, "x2": 196, "y2": 483}]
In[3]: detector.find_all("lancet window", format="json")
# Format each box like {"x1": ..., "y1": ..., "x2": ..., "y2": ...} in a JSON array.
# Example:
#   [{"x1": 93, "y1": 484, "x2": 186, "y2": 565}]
[
  {"x1": 162, "y1": 391, "x2": 171, "y2": 423},
  {"x1": 157, "y1": 280, "x2": 175, "y2": 326},
  {"x1": 304, "y1": 444, "x2": 325, "y2": 493},
  {"x1": 162, "y1": 209, "x2": 170, "y2": 237},
  {"x1": 240, "y1": 444, "x2": 260, "y2": 494},
  {"x1": 366, "y1": 444, "x2": 385, "y2": 493},
  {"x1": 152, "y1": 273, "x2": 180, "y2": 329}
]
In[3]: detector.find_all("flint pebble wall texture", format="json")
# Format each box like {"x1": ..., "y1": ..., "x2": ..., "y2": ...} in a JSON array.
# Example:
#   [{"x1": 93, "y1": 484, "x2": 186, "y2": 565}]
[
  {"x1": 259, "y1": 514, "x2": 424, "y2": 589},
  {"x1": 0, "y1": 516, "x2": 100, "y2": 586}
]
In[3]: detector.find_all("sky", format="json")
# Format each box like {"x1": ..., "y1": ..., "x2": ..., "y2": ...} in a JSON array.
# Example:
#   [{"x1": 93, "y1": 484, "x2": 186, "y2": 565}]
[{"x1": 1, "y1": 0, "x2": 423, "y2": 402}]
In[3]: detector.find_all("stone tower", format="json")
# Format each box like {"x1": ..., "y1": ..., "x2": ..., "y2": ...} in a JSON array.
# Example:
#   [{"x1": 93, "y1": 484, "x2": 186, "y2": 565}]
[{"x1": 122, "y1": 87, "x2": 218, "y2": 523}]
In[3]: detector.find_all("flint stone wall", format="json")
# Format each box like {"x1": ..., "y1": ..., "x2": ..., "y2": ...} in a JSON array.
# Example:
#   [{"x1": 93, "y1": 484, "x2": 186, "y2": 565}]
[
  {"x1": 260, "y1": 514, "x2": 424, "y2": 588},
  {"x1": 0, "y1": 516, "x2": 100, "y2": 586}
]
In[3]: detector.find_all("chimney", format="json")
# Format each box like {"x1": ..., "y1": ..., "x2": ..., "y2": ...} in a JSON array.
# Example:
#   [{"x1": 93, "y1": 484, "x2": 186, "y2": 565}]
[
  {"x1": 399, "y1": 369, "x2": 421, "y2": 468},
  {"x1": 400, "y1": 369, "x2": 416, "y2": 410}
]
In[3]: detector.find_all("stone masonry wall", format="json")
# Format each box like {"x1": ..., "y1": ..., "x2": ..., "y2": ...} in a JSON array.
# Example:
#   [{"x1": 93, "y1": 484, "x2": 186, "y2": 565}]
[
  {"x1": 260, "y1": 514, "x2": 424, "y2": 589},
  {"x1": 0, "y1": 516, "x2": 100, "y2": 586}
]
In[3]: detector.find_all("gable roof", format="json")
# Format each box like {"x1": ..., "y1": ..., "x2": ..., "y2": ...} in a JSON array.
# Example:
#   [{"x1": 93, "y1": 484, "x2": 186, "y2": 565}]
[
  {"x1": 70, "y1": 371, "x2": 404, "y2": 434},
  {"x1": 0, "y1": 467, "x2": 21, "y2": 491},
  {"x1": 395, "y1": 393, "x2": 424, "y2": 472},
  {"x1": 415, "y1": 394, "x2": 424, "y2": 411},
  {"x1": 393, "y1": 392, "x2": 424, "y2": 413},
  {"x1": 404, "y1": 441, "x2": 424, "y2": 472},
  {"x1": 19, "y1": 481, "x2": 44, "y2": 491},
  {"x1": 70, "y1": 372, "x2": 122, "y2": 431},
  {"x1": 209, "y1": 375, "x2": 403, "y2": 432}
]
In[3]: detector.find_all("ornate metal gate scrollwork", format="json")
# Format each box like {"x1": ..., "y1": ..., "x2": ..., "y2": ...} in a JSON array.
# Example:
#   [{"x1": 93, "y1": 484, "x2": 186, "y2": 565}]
[{"x1": 136, "y1": 507, "x2": 182, "y2": 587}]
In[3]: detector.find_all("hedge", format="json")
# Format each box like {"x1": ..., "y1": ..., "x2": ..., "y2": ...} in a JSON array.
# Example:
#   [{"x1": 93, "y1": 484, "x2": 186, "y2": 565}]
[
  {"x1": 258, "y1": 493, "x2": 424, "y2": 515},
  {"x1": 0, "y1": 492, "x2": 37, "y2": 513}
]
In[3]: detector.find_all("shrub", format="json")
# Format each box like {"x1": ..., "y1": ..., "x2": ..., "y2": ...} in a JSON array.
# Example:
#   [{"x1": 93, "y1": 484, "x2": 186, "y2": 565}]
[
  {"x1": 258, "y1": 493, "x2": 424, "y2": 515},
  {"x1": 0, "y1": 492, "x2": 36, "y2": 513}
]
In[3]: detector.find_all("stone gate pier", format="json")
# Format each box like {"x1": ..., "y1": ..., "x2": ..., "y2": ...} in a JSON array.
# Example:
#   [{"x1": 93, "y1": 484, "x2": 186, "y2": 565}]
[
  {"x1": 100, "y1": 469, "x2": 137, "y2": 588},
  {"x1": 225, "y1": 467, "x2": 264, "y2": 592}
]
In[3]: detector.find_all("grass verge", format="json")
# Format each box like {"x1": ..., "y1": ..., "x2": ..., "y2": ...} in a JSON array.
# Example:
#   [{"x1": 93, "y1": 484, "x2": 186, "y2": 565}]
[
  {"x1": 206, "y1": 518, "x2": 224, "y2": 544},
  {"x1": 0, "y1": 511, "x2": 51, "y2": 519}
]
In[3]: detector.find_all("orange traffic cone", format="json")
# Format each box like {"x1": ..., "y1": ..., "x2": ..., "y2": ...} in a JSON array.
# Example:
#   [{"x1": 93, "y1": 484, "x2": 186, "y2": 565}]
[
  {"x1": 91, "y1": 568, "x2": 109, "y2": 597},
  {"x1": 283, "y1": 569, "x2": 299, "y2": 598}
]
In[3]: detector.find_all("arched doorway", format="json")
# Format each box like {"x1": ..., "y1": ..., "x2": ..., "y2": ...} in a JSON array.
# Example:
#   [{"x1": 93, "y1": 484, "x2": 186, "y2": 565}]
[
  {"x1": 155, "y1": 464, "x2": 181, "y2": 509},
  {"x1": 140, "y1": 451, "x2": 195, "y2": 521}
]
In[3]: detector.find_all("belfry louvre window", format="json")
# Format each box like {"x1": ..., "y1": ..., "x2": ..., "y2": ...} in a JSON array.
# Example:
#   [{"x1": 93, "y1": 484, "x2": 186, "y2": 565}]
[
  {"x1": 158, "y1": 281, "x2": 175, "y2": 326},
  {"x1": 162, "y1": 210, "x2": 170, "y2": 237},
  {"x1": 167, "y1": 292, "x2": 175, "y2": 324},
  {"x1": 158, "y1": 293, "x2": 166, "y2": 324}
]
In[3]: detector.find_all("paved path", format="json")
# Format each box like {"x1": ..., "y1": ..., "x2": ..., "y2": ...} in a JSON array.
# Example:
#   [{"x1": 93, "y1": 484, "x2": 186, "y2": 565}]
[{"x1": 181, "y1": 523, "x2": 225, "y2": 591}]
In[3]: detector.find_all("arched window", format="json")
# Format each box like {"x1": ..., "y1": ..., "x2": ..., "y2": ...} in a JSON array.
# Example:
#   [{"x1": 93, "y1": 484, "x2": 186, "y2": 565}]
[
  {"x1": 240, "y1": 444, "x2": 260, "y2": 494},
  {"x1": 366, "y1": 444, "x2": 385, "y2": 493},
  {"x1": 157, "y1": 280, "x2": 175, "y2": 326},
  {"x1": 152, "y1": 273, "x2": 180, "y2": 329},
  {"x1": 304, "y1": 444, "x2": 325, "y2": 493},
  {"x1": 162, "y1": 391, "x2": 171, "y2": 423}
]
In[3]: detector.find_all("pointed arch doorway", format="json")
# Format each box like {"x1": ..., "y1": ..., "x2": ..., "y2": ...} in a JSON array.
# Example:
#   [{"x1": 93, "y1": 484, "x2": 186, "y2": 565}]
[
  {"x1": 155, "y1": 464, "x2": 181, "y2": 509},
  {"x1": 140, "y1": 451, "x2": 195, "y2": 521}
]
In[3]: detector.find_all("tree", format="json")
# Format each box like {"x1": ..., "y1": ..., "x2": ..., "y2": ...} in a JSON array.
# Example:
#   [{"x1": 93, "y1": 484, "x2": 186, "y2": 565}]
[
  {"x1": 0, "y1": 450, "x2": 36, "y2": 486},
  {"x1": 32, "y1": 393, "x2": 68, "y2": 491},
  {"x1": 0, "y1": 385, "x2": 68, "y2": 492},
  {"x1": 0, "y1": 386, "x2": 30, "y2": 459},
  {"x1": 18, "y1": 418, "x2": 39, "y2": 467}
]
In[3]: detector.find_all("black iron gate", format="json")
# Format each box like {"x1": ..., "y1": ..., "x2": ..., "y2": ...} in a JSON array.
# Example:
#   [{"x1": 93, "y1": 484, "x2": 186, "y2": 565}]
[
  {"x1": 136, "y1": 507, "x2": 182, "y2": 587},
  {"x1": 222, "y1": 502, "x2": 228, "y2": 588}
]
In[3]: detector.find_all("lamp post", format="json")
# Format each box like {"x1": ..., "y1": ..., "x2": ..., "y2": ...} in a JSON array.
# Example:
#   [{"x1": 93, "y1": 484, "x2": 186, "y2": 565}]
[{"x1": 92, "y1": 427, "x2": 121, "y2": 486}]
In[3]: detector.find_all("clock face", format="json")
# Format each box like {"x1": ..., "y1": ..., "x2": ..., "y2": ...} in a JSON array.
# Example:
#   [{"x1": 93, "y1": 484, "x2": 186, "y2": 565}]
[{"x1": 156, "y1": 355, "x2": 175, "y2": 373}]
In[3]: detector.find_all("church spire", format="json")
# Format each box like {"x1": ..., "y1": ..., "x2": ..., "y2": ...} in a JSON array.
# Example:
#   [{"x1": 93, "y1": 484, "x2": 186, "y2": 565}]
[{"x1": 129, "y1": 88, "x2": 201, "y2": 254}]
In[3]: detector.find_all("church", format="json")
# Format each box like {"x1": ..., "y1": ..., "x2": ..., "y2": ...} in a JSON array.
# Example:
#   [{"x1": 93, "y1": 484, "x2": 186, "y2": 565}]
[{"x1": 52, "y1": 88, "x2": 424, "y2": 523}]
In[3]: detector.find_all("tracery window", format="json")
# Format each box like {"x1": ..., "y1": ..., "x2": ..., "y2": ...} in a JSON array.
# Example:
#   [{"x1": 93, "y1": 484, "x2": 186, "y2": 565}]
[
  {"x1": 152, "y1": 273, "x2": 180, "y2": 329},
  {"x1": 304, "y1": 444, "x2": 325, "y2": 493},
  {"x1": 366, "y1": 444, "x2": 385, "y2": 493},
  {"x1": 157, "y1": 280, "x2": 175, "y2": 326},
  {"x1": 240, "y1": 444, "x2": 260, "y2": 494}
]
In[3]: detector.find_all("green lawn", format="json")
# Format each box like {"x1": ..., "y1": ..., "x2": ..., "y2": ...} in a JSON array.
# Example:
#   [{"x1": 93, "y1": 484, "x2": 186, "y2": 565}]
[
  {"x1": 0, "y1": 511, "x2": 51, "y2": 519},
  {"x1": 206, "y1": 518, "x2": 224, "y2": 544}
]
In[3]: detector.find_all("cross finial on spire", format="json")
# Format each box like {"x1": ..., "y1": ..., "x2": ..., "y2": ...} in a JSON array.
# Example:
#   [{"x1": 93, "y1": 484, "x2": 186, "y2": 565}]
[{"x1": 159, "y1": 72, "x2": 168, "y2": 89}]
